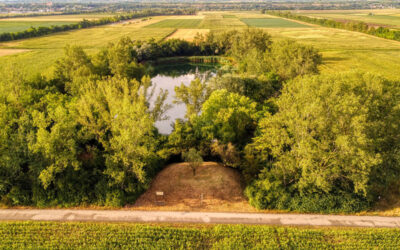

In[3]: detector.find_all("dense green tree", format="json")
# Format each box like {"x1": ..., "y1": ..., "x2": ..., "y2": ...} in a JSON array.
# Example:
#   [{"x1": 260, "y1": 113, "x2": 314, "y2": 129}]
[
  {"x1": 54, "y1": 45, "x2": 95, "y2": 94},
  {"x1": 174, "y1": 78, "x2": 211, "y2": 119},
  {"x1": 195, "y1": 89, "x2": 258, "y2": 146},
  {"x1": 106, "y1": 38, "x2": 146, "y2": 80},
  {"x1": 267, "y1": 39, "x2": 322, "y2": 80},
  {"x1": 183, "y1": 148, "x2": 203, "y2": 176},
  {"x1": 208, "y1": 73, "x2": 281, "y2": 103},
  {"x1": 245, "y1": 73, "x2": 400, "y2": 212},
  {"x1": 75, "y1": 77, "x2": 164, "y2": 205}
]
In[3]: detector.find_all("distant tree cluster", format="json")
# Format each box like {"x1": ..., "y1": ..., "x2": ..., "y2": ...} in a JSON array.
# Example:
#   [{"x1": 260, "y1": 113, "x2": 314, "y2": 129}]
[
  {"x1": 1, "y1": 29, "x2": 399, "y2": 213},
  {"x1": 0, "y1": 9, "x2": 195, "y2": 42},
  {"x1": 269, "y1": 11, "x2": 400, "y2": 43}
]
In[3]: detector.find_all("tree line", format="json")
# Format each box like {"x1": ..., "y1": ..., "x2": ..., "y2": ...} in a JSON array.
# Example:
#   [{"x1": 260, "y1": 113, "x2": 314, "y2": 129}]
[
  {"x1": 0, "y1": 9, "x2": 196, "y2": 42},
  {"x1": 1, "y1": 29, "x2": 399, "y2": 213},
  {"x1": 268, "y1": 11, "x2": 400, "y2": 42}
]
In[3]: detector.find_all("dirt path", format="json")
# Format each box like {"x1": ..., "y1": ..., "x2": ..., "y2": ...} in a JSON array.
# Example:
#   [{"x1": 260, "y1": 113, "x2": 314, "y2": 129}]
[{"x1": 1, "y1": 209, "x2": 400, "y2": 228}]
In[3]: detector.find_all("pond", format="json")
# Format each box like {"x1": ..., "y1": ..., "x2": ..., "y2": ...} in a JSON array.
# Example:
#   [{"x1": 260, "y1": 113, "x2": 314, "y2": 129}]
[{"x1": 149, "y1": 63, "x2": 219, "y2": 134}]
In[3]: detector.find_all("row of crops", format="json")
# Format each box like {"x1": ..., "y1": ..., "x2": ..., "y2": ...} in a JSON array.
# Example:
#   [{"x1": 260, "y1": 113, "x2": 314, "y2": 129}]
[{"x1": 2, "y1": 222, "x2": 400, "y2": 249}]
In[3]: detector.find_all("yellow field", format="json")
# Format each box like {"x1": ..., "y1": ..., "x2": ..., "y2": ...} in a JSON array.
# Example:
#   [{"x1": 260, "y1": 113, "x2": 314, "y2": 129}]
[
  {"x1": 166, "y1": 29, "x2": 209, "y2": 41},
  {"x1": 0, "y1": 49, "x2": 29, "y2": 57}
]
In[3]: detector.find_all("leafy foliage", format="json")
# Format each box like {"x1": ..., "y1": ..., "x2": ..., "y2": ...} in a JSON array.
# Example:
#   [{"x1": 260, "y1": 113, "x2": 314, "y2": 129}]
[{"x1": 245, "y1": 73, "x2": 400, "y2": 212}]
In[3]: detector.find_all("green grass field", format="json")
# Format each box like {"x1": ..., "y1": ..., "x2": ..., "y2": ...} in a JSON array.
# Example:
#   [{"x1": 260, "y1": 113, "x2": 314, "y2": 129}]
[
  {"x1": 0, "y1": 21, "x2": 76, "y2": 33},
  {"x1": 2, "y1": 222, "x2": 400, "y2": 248},
  {"x1": 145, "y1": 19, "x2": 202, "y2": 28},
  {"x1": 241, "y1": 18, "x2": 310, "y2": 28},
  {"x1": 223, "y1": 15, "x2": 237, "y2": 18}
]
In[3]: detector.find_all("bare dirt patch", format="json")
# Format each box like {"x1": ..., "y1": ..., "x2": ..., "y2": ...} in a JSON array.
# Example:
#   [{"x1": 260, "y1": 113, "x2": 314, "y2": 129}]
[
  {"x1": 133, "y1": 162, "x2": 257, "y2": 212},
  {"x1": 0, "y1": 49, "x2": 29, "y2": 57}
]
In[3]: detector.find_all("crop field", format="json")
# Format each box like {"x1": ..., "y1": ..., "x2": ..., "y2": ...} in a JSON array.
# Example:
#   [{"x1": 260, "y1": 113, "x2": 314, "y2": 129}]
[
  {"x1": 167, "y1": 29, "x2": 209, "y2": 41},
  {"x1": 0, "y1": 17, "x2": 175, "y2": 76},
  {"x1": 199, "y1": 13, "x2": 246, "y2": 28},
  {"x1": 241, "y1": 18, "x2": 310, "y2": 28},
  {"x1": 295, "y1": 9, "x2": 400, "y2": 28},
  {"x1": 145, "y1": 19, "x2": 202, "y2": 28},
  {"x1": 2, "y1": 222, "x2": 400, "y2": 248},
  {"x1": 0, "y1": 21, "x2": 75, "y2": 33},
  {"x1": 223, "y1": 14, "x2": 237, "y2": 18},
  {"x1": 1, "y1": 11, "x2": 400, "y2": 82}
]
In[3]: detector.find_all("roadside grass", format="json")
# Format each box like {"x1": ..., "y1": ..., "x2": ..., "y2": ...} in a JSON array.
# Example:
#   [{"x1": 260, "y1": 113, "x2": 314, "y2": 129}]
[
  {"x1": 241, "y1": 18, "x2": 311, "y2": 28},
  {"x1": 145, "y1": 19, "x2": 202, "y2": 28},
  {"x1": 1, "y1": 222, "x2": 400, "y2": 248},
  {"x1": 0, "y1": 21, "x2": 76, "y2": 33}
]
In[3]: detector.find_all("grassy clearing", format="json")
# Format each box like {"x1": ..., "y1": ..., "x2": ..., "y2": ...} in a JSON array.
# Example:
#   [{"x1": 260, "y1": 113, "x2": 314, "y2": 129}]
[
  {"x1": 145, "y1": 19, "x2": 202, "y2": 28},
  {"x1": 2, "y1": 222, "x2": 400, "y2": 248},
  {"x1": 223, "y1": 15, "x2": 237, "y2": 18},
  {"x1": 0, "y1": 21, "x2": 75, "y2": 33},
  {"x1": 166, "y1": 29, "x2": 209, "y2": 41},
  {"x1": 241, "y1": 18, "x2": 310, "y2": 28}
]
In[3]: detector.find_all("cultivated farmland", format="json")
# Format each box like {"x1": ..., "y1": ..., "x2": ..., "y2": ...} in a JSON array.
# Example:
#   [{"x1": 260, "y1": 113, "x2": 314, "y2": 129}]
[
  {"x1": 0, "y1": 21, "x2": 76, "y2": 33},
  {"x1": 1, "y1": 222, "x2": 400, "y2": 248},
  {"x1": 241, "y1": 18, "x2": 310, "y2": 28},
  {"x1": 295, "y1": 9, "x2": 400, "y2": 29},
  {"x1": 0, "y1": 11, "x2": 400, "y2": 80},
  {"x1": 145, "y1": 19, "x2": 202, "y2": 28}
]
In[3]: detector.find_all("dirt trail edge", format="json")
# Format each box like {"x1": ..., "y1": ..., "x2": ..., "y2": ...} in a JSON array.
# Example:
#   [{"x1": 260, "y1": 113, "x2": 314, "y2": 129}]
[{"x1": 0, "y1": 209, "x2": 399, "y2": 228}]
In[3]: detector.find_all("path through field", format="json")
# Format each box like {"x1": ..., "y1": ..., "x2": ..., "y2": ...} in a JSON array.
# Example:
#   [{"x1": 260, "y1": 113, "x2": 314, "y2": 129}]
[{"x1": 1, "y1": 209, "x2": 400, "y2": 228}]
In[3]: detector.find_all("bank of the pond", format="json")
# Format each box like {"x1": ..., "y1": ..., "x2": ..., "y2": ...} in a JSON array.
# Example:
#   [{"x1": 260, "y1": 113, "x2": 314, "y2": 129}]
[{"x1": 150, "y1": 55, "x2": 231, "y2": 66}]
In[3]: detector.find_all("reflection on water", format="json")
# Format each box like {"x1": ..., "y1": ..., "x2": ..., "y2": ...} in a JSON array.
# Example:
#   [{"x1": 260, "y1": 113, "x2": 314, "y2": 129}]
[{"x1": 150, "y1": 63, "x2": 218, "y2": 134}]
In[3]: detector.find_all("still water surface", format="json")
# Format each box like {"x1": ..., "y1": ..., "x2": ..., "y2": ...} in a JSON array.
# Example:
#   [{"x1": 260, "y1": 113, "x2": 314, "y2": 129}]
[{"x1": 150, "y1": 63, "x2": 218, "y2": 134}]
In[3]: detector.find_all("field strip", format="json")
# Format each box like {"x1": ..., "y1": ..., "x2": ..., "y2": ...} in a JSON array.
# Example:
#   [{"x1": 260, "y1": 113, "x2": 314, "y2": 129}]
[
  {"x1": 264, "y1": 14, "x2": 320, "y2": 28},
  {"x1": 0, "y1": 49, "x2": 29, "y2": 57},
  {"x1": 166, "y1": 29, "x2": 210, "y2": 41},
  {"x1": 1, "y1": 209, "x2": 400, "y2": 228}
]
